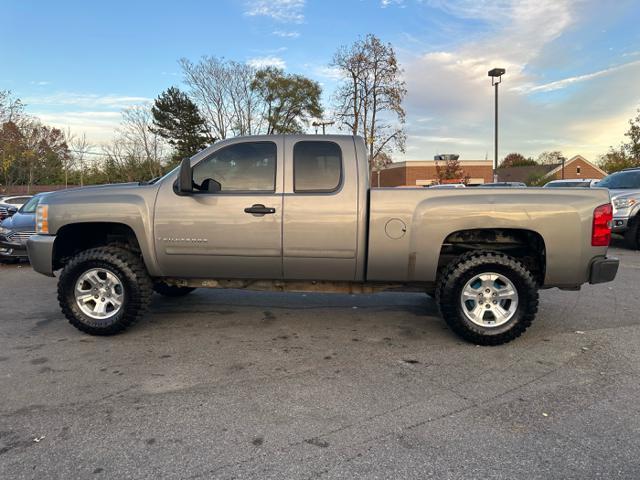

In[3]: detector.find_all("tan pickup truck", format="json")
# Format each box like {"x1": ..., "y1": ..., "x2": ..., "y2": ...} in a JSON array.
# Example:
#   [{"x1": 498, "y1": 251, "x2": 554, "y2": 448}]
[{"x1": 27, "y1": 135, "x2": 618, "y2": 345}]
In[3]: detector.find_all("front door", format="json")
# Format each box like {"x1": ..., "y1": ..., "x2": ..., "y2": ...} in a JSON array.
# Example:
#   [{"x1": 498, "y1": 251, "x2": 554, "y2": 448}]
[{"x1": 154, "y1": 138, "x2": 283, "y2": 279}]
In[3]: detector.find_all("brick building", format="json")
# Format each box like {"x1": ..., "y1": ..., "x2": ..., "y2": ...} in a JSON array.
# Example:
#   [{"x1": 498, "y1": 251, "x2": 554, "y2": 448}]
[
  {"x1": 376, "y1": 160, "x2": 493, "y2": 187},
  {"x1": 497, "y1": 155, "x2": 606, "y2": 184}
]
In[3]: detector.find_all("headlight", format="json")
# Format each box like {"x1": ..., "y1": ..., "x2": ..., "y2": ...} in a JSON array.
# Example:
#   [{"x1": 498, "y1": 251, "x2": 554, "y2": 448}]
[
  {"x1": 613, "y1": 198, "x2": 637, "y2": 209},
  {"x1": 0, "y1": 226, "x2": 10, "y2": 235},
  {"x1": 36, "y1": 204, "x2": 49, "y2": 234}
]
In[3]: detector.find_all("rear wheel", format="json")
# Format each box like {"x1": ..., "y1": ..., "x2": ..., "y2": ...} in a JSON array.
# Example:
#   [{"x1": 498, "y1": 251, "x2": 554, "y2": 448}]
[
  {"x1": 58, "y1": 246, "x2": 152, "y2": 335},
  {"x1": 153, "y1": 283, "x2": 196, "y2": 297},
  {"x1": 435, "y1": 251, "x2": 539, "y2": 345}
]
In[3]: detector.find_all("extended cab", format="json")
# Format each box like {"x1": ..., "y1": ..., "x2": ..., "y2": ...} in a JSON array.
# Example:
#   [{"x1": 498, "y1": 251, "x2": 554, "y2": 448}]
[{"x1": 27, "y1": 135, "x2": 619, "y2": 345}]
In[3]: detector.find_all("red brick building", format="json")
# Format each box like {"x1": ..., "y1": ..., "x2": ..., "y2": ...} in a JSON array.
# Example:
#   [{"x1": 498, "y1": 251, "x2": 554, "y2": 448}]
[
  {"x1": 498, "y1": 155, "x2": 607, "y2": 184},
  {"x1": 376, "y1": 160, "x2": 493, "y2": 187},
  {"x1": 545, "y1": 155, "x2": 607, "y2": 180}
]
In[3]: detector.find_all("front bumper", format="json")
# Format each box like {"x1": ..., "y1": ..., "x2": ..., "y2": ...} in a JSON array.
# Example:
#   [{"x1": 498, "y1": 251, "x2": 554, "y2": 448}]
[
  {"x1": 26, "y1": 234, "x2": 56, "y2": 277},
  {"x1": 0, "y1": 237, "x2": 27, "y2": 258},
  {"x1": 589, "y1": 257, "x2": 619, "y2": 284}
]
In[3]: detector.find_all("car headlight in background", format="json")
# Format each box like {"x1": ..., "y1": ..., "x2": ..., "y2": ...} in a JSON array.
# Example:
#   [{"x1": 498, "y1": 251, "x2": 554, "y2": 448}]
[
  {"x1": 613, "y1": 197, "x2": 637, "y2": 210},
  {"x1": 36, "y1": 204, "x2": 49, "y2": 234},
  {"x1": 0, "y1": 225, "x2": 11, "y2": 235}
]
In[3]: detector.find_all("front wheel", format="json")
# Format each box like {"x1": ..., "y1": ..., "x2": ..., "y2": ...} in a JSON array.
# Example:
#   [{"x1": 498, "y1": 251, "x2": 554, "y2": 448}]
[
  {"x1": 57, "y1": 246, "x2": 153, "y2": 335},
  {"x1": 435, "y1": 251, "x2": 539, "y2": 345}
]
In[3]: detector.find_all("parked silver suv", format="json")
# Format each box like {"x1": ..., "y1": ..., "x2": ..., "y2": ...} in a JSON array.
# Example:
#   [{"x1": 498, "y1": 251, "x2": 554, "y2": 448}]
[{"x1": 597, "y1": 168, "x2": 640, "y2": 249}]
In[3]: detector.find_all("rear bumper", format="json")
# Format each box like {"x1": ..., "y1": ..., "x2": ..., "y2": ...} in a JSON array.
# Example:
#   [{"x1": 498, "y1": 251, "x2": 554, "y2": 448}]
[
  {"x1": 589, "y1": 256, "x2": 619, "y2": 284},
  {"x1": 26, "y1": 234, "x2": 56, "y2": 277}
]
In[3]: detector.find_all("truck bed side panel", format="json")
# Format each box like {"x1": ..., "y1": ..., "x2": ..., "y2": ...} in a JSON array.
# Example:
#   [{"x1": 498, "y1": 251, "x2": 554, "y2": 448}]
[{"x1": 366, "y1": 188, "x2": 611, "y2": 287}]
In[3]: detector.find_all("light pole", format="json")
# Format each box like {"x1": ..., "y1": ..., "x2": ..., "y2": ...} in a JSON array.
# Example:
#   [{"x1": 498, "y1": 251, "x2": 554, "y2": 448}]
[
  {"x1": 312, "y1": 120, "x2": 335, "y2": 135},
  {"x1": 488, "y1": 68, "x2": 505, "y2": 182}
]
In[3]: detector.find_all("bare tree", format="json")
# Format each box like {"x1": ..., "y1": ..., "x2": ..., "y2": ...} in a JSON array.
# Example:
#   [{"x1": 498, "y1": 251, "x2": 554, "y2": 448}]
[
  {"x1": 537, "y1": 151, "x2": 566, "y2": 165},
  {"x1": 69, "y1": 131, "x2": 92, "y2": 186},
  {"x1": 0, "y1": 90, "x2": 24, "y2": 123},
  {"x1": 180, "y1": 57, "x2": 264, "y2": 140},
  {"x1": 119, "y1": 105, "x2": 165, "y2": 179},
  {"x1": 331, "y1": 34, "x2": 406, "y2": 169}
]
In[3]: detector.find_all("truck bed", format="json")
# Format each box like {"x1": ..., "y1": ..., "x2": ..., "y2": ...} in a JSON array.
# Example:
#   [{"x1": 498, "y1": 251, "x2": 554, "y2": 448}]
[{"x1": 366, "y1": 187, "x2": 612, "y2": 287}]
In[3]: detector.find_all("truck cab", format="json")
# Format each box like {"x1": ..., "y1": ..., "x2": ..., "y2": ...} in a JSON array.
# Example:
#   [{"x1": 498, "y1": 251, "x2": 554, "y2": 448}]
[{"x1": 156, "y1": 135, "x2": 368, "y2": 281}]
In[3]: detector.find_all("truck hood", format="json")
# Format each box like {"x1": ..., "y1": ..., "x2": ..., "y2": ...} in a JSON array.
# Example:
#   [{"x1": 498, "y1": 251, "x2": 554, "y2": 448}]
[
  {"x1": 608, "y1": 188, "x2": 640, "y2": 200},
  {"x1": 43, "y1": 182, "x2": 141, "y2": 201}
]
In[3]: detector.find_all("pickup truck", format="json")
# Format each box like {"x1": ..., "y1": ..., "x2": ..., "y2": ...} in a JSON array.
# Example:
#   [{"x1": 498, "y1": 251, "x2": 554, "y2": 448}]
[
  {"x1": 596, "y1": 167, "x2": 640, "y2": 249},
  {"x1": 27, "y1": 135, "x2": 619, "y2": 345}
]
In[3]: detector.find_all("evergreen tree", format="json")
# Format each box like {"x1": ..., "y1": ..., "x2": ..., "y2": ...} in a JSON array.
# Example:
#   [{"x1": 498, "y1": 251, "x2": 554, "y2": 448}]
[{"x1": 151, "y1": 87, "x2": 211, "y2": 161}]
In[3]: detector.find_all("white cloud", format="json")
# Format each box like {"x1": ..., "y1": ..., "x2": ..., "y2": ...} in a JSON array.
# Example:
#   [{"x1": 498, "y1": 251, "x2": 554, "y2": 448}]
[
  {"x1": 245, "y1": 0, "x2": 305, "y2": 23},
  {"x1": 247, "y1": 56, "x2": 287, "y2": 69},
  {"x1": 32, "y1": 111, "x2": 123, "y2": 144},
  {"x1": 23, "y1": 92, "x2": 151, "y2": 110},
  {"x1": 381, "y1": 0, "x2": 405, "y2": 7},
  {"x1": 29, "y1": 81, "x2": 51, "y2": 86},
  {"x1": 515, "y1": 60, "x2": 640, "y2": 93},
  {"x1": 23, "y1": 93, "x2": 151, "y2": 145},
  {"x1": 273, "y1": 30, "x2": 300, "y2": 38},
  {"x1": 313, "y1": 65, "x2": 342, "y2": 81},
  {"x1": 399, "y1": 0, "x2": 640, "y2": 161}
]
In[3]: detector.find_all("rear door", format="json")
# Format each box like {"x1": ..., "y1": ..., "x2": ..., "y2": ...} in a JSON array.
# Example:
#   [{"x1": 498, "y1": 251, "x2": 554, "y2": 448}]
[{"x1": 282, "y1": 137, "x2": 359, "y2": 280}]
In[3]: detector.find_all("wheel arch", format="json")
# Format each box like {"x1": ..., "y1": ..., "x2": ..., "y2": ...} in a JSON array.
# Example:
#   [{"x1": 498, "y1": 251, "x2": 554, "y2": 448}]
[
  {"x1": 52, "y1": 222, "x2": 159, "y2": 275},
  {"x1": 437, "y1": 228, "x2": 547, "y2": 285}
]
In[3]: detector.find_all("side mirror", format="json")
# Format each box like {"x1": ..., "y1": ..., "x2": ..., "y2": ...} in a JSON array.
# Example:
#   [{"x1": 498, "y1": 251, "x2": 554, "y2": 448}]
[
  {"x1": 201, "y1": 178, "x2": 222, "y2": 193},
  {"x1": 7, "y1": 206, "x2": 18, "y2": 217},
  {"x1": 177, "y1": 157, "x2": 193, "y2": 195}
]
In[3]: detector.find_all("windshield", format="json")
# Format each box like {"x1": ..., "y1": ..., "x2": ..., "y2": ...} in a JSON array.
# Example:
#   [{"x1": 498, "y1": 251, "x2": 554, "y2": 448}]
[
  {"x1": 545, "y1": 181, "x2": 591, "y2": 188},
  {"x1": 19, "y1": 195, "x2": 40, "y2": 213},
  {"x1": 597, "y1": 171, "x2": 640, "y2": 189}
]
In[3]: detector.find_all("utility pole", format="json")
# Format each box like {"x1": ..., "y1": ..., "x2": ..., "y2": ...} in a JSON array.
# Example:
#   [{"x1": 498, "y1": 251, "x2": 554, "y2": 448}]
[{"x1": 488, "y1": 68, "x2": 506, "y2": 182}]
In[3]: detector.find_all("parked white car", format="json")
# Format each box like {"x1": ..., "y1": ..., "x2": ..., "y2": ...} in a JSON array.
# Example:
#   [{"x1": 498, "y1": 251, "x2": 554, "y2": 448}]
[
  {"x1": 429, "y1": 183, "x2": 466, "y2": 189},
  {"x1": 543, "y1": 179, "x2": 599, "y2": 188},
  {"x1": 0, "y1": 195, "x2": 33, "y2": 207}
]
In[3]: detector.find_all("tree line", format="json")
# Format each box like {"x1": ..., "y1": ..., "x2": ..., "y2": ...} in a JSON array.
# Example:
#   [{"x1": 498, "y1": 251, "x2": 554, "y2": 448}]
[
  {"x1": 1, "y1": 34, "x2": 406, "y2": 192},
  {"x1": 2, "y1": 31, "x2": 640, "y2": 192}
]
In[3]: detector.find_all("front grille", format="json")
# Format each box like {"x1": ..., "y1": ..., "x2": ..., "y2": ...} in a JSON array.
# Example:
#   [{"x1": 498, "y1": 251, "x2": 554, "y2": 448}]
[{"x1": 5, "y1": 231, "x2": 36, "y2": 244}]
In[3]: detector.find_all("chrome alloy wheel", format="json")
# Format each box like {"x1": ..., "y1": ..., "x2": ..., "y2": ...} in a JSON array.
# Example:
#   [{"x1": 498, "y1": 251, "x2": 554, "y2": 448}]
[
  {"x1": 74, "y1": 268, "x2": 124, "y2": 320},
  {"x1": 460, "y1": 272, "x2": 518, "y2": 327}
]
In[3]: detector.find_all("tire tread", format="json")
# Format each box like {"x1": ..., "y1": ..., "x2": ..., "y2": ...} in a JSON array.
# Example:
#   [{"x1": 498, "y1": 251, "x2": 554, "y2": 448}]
[
  {"x1": 435, "y1": 251, "x2": 539, "y2": 345},
  {"x1": 57, "y1": 246, "x2": 152, "y2": 335}
]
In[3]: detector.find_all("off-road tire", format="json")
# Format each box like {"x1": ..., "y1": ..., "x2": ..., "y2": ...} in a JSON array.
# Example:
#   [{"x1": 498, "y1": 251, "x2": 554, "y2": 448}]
[
  {"x1": 435, "y1": 251, "x2": 539, "y2": 346},
  {"x1": 623, "y1": 220, "x2": 640, "y2": 250},
  {"x1": 153, "y1": 283, "x2": 196, "y2": 297},
  {"x1": 58, "y1": 246, "x2": 152, "y2": 335}
]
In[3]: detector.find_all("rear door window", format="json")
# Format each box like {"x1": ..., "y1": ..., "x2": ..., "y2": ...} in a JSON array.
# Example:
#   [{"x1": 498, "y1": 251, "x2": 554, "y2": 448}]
[{"x1": 293, "y1": 141, "x2": 342, "y2": 193}]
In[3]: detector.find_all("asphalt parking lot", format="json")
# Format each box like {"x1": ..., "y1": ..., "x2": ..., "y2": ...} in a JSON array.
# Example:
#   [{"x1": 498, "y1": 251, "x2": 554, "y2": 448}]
[{"x1": 1, "y1": 243, "x2": 640, "y2": 479}]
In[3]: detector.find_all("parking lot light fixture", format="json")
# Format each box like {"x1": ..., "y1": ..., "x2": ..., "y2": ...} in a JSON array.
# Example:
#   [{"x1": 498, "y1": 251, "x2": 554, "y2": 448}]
[{"x1": 488, "y1": 67, "x2": 506, "y2": 182}]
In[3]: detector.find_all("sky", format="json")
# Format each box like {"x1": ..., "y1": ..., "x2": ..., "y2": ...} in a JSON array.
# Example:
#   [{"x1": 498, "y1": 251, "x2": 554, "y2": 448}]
[{"x1": 2, "y1": 0, "x2": 640, "y2": 162}]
